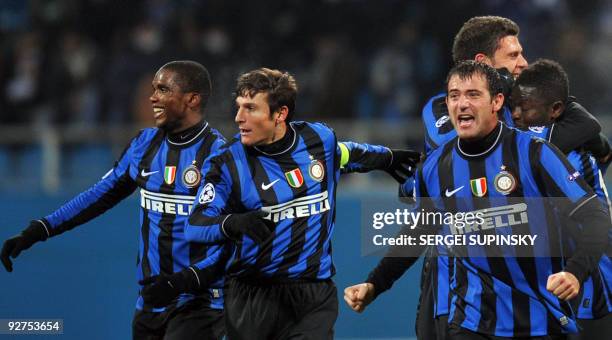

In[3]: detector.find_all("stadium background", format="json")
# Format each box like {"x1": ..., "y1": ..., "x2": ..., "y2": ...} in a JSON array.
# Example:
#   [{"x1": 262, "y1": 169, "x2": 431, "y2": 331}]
[{"x1": 0, "y1": 0, "x2": 610, "y2": 339}]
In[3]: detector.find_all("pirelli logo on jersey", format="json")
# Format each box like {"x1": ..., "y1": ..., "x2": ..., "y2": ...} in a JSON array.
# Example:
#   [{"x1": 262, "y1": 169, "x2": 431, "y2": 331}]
[
  {"x1": 261, "y1": 191, "x2": 331, "y2": 223},
  {"x1": 449, "y1": 203, "x2": 528, "y2": 235},
  {"x1": 140, "y1": 189, "x2": 195, "y2": 216}
]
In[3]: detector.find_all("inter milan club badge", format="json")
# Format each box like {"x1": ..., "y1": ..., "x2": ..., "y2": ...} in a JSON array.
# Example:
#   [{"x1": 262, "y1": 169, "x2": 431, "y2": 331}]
[
  {"x1": 182, "y1": 161, "x2": 201, "y2": 188},
  {"x1": 164, "y1": 166, "x2": 177, "y2": 185},
  {"x1": 470, "y1": 177, "x2": 487, "y2": 197},
  {"x1": 494, "y1": 165, "x2": 517, "y2": 195},
  {"x1": 308, "y1": 159, "x2": 325, "y2": 182},
  {"x1": 285, "y1": 168, "x2": 304, "y2": 188}
]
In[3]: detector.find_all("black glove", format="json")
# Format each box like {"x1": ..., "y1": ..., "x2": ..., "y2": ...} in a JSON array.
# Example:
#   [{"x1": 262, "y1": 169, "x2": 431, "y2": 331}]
[
  {"x1": 1, "y1": 221, "x2": 48, "y2": 272},
  {"x1": 385, "y1": 149, "x2": 422, "y2": 184},
  {"x1": 139, "y1": 268, "x2": 201, "y2": 308},
  {"x1": 221, "y1": 211, "x2": 275, "y2": 244},
  {"x1": 496, "y1": 67, "x2": 514, "y2": 99}
]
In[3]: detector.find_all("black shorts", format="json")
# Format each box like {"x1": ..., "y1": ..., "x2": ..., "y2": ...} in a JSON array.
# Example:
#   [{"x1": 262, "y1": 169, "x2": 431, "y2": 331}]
[
  {"x1": 225, "y1": 278, "x2": 338, "y2": 340},
  {"x1": 416, "y1": 256, "x2": 449, "y2": 340},
  {"x1": 132, "y1": 297, "x2": 224, "y2": 340},
  {"x1": 568, "y1": 313, "x2": 612, "y2": 340}
]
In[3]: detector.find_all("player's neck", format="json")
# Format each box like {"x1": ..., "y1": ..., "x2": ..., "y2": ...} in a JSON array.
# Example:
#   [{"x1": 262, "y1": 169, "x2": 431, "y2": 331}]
[
  {"x1": 458, "y1": 122, "x2": 502, "y2": 156},
  {"x1": 167, "y1": 119, "x2": 206, "y2": 144},
  {"x1": 255, "y1": 123, "x2": 295, "y2": 156}
]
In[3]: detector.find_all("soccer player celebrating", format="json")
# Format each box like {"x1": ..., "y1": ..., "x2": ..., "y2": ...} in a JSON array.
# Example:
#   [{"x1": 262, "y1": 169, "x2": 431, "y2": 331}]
[
  {"x1": 174, "y1": 67, "x2": 421, "y2": 339},
  {"x1": 386, "y1": 15, "x2": 609, "y2": 340},
  {"x1": 510, "y1": 59, "x2": 612, "y2": 340},
  {"x1": 346, "y1": 61, "x2": 610, "y2": 339},
  {"x1": 1, "y1": 61, "x2": 227, "y2": 340}
]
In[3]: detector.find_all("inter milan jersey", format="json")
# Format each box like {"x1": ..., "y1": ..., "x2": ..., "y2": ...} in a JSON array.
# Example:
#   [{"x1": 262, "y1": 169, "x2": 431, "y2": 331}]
[
  {"x1": 417, "y1": 122, "x2": 598, "y2": 337},
  {"x1": 525, "y1": 125, "x2": 612, "y2": 319},
  {"x1": 39, "y1": 122, "x2": 226, "y2": 311},
  {"x1": 185, "y1": 121, "x2": 393, "y2": 281},
  {"x1": 419, "y1": 92, "x2": 514, "y2": 318}
]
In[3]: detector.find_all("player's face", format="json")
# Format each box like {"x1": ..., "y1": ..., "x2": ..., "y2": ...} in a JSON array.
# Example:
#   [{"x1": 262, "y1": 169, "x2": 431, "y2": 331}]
[
  {"x1": 235, "y1": 92, "x2": 278, "y2": 146},
  {"x1": 150, "y1": 69, "x2": 191, "y2": 132},
  {"x1": 446, "y1": 73, "x2": 503, "y2": 141},
  {"x1": 491, "y1": 35, "x2": 528, "y2": 78},
  {"x1": 510, "y1": 85, "x2": 551, "y2": 128}
]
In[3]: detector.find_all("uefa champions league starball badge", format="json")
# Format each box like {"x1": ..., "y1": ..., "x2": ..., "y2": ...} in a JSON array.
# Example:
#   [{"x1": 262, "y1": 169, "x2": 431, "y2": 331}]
[
  {"x1": 182, "y1": 161, "x2": 201, "y2": 188},
  {"x1": 494, "y1": 165, "x2": 516, "y2": 195},
  {"x1": 308, "y1": 159, "x2": 325, "y2": 182}
]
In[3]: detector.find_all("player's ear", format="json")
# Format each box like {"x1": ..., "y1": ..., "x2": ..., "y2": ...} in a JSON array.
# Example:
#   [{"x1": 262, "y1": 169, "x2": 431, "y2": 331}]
[
  {"x1": 187, "y1": 93, "x2": 201, "y2": 110},
  {"x1": 550, "y1": 101, "x2": 564, "y2": 120},
  {"x1": 275, "y1": 106, "x2": 289, "y2": 125},
  {"x1": 492, "y1": 92, "x2": 504, "y2": 112},
  {"x1": 474, "y1": 53, "x2": 488, "y2": 64}
]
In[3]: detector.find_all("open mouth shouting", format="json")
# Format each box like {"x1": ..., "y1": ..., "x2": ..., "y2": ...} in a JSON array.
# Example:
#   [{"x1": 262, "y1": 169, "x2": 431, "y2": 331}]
[{"x1": 457, "y1": 114, "x2": 475, "y2": 129}]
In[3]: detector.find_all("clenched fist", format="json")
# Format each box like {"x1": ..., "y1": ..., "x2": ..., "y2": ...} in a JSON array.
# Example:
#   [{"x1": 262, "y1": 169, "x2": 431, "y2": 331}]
[
  {"x1": 547, "y1": 272, "x2": 580, "y2": 301},
  {"x1": 343, "y1": 283, "x2": 376, "y2": 313}
]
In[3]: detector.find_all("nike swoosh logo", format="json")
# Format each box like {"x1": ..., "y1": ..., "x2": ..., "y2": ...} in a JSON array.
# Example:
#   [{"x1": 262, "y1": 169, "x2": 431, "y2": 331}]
[
  {"x1": 445, "y1": 186, "x2": 464, "y2": 197},
  {"x1": 261, "y1": 179, "x2": 280, "y2": 191},
  {"x1": 141, "y1": 169, "x2": 159, "y2": 177}
]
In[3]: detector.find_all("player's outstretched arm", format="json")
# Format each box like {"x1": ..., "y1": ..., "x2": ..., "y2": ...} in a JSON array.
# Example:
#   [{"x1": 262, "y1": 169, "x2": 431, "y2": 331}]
[
  {"x1": 1, "y1": 134, "x2": 141, "y2": 272},
  {"x1": 338, "y1": 141, "x2": 422, "y2": 183},
  {"x1": 344, "y1": 254, "x2": 424, "y2": 314}
]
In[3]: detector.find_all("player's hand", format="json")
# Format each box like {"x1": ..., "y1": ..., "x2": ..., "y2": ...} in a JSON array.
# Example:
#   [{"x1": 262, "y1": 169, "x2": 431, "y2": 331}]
[
  {"x1": 547, "y1": 272, "x2": 580, "y2": 301},
  {"x1": 139, "y1": 275, "x2": 181, "y2": 308},
  {"x1": 386, "y1": 149, "x2": 422, "y2": 184},
  {"x1": 222, "y1": 211, "x2": 275, "y2": 244},
  {"x1": 1, "y1": 221, "x2": 47, "y2": 272},
  {"x1": 343, "y1": 283, "x2": 375, "y2": 313}
]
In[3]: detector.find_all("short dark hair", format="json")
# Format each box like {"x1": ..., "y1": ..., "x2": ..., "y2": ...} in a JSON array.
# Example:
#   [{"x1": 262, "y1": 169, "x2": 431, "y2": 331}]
[
  {"x1": 235, "y1": 68, "x2": 298, "y2": 121},
  {"x1": 452, "y1": 16, "x2": 520, "y2": 63},
  {"x1": 514, "y1": 59, "x2": 569, "y2": 104},
  {"x1": 160, "y1": 60, "x2": 212, "y2": 111},
  {"x1": 446, "y1": 60, "x2": 504, "y2": 97}
]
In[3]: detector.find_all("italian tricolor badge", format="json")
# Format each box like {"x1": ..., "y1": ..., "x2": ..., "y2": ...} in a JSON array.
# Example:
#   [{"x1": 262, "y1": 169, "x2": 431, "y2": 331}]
[
  {"x1": 470, "y1": 177, "x2": 487, "y2": 197},
  {"x1": 285, "y1": 168, "x2": 304, "y2": 188},
  {"x1": 164, "y1": 166, "x2": 177, "y2": 185}
]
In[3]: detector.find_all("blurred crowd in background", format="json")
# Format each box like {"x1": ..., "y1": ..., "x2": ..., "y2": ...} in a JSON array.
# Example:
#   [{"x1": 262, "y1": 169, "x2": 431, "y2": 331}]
[
  {"x1": 1, "y1": 0, "x2": 611, "y2": 127},
  {"x1": 0, "y1": 0, "x2": 611, "y2": 192}
]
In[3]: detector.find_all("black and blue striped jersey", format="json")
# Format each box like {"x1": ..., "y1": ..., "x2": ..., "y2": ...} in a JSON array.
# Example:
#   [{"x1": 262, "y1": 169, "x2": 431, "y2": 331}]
[
  {"x1": 418, "y1": 96, "x2": 605, "y2": 321},
  {"x1": 417, "y1": 123, "x2": 599, "y2": 337},
  {"x1": 526, "y1": 125, "x2": 612, "y2": 320},
  {"x1": 419, "y1": 92, "x2": 514, "y2": 318},
  {"x1": 185, "y1": 121, "x2": 394, "y2": 281},
  {"x1": 567, "y1": 150, "x2": 612, "y2": 320},
  {"x1": 38, "y1": 122, "x2": 226, "y2": 312}
]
